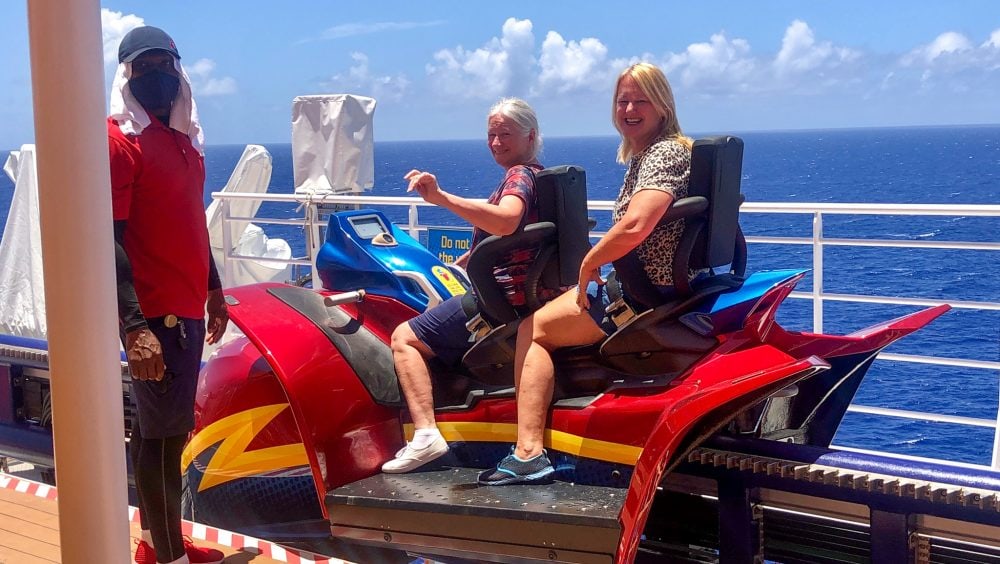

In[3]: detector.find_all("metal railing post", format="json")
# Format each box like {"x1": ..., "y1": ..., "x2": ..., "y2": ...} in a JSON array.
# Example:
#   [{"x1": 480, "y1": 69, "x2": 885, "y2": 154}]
[
  {"x1": 408, "y1": 204, "x2": 420, "y2": 239},
  {"x1": 220, "y1": 199, "x2": 234, "y2": 288},
  {"x1": 812, "y1": 211, "x2": 824, "y2": 333},
  {"x1": 993, "y1": 385, "x2": 1000, "y2": 470},
  {"x1": 308, "y1": 203, "x2": 323, "y2": 289}
]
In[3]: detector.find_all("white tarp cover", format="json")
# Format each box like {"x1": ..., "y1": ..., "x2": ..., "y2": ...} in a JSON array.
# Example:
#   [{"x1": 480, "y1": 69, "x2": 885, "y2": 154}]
[
  {"x1": 0, "y1": 145, "x2": 47, "y2": 339},
  {"x1": 291, "y1": 94, "x2": 375, "y2": 195},
  {"x1": 205, "y1": 144, "x2": 292, "y2": 286}
]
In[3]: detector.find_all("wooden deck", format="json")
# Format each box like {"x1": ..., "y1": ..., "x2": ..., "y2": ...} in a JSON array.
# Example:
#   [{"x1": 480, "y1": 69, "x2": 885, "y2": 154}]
[{"x1": 0, "y1": 470, "x2": 341, "y2": 563}]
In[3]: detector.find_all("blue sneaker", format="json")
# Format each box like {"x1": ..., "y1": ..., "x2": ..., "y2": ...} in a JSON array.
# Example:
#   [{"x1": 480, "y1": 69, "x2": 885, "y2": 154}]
[{"x1": 477, "y1": 447, "x2": 555, "y2": 485}]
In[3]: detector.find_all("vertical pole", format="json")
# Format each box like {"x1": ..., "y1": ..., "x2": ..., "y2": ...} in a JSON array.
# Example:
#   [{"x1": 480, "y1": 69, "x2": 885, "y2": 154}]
[
  {"x1": 717, "y1": 478, "x2": 760, "y2": 564},
  {"x1": 870, "y1": 510, "x2": 913, "y2": 563},
  {"x1": 812, "y1": 212, "x2": 824, "y2": 333},
  {"x1": 26, "y1": 1, "x2": 131, "y2": 562},
  {"x1": 309, "y1": 204, "x2": 323, "y2": 289},
  {"x1": 220, "y1": 199, "x2": 234, "y2": 288},
  {"x1": 991, "y1": 385, "x2": 1000, "y2": 469},
  {"x1": 408, "y1": 203, "x2": 420, "y2": 239}
]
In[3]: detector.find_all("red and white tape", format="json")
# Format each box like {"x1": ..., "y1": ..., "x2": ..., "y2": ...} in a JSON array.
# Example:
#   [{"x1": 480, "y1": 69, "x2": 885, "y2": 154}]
[{"x1": 2, "y1": 472, "x2": 344, "y2": 564}]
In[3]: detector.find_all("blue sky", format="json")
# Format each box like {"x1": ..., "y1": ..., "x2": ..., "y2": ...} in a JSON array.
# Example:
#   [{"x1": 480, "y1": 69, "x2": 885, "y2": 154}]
[{"x1": 2, "y1": 1, "x2": 1000, "y2": 148}]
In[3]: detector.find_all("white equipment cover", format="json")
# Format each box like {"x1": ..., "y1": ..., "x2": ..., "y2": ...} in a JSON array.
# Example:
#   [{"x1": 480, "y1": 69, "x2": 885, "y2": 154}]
[
  {"x1": 0, "y1": 145, "x2": 47, "y2": 339},
  {"x1": 205, "y1": 144, "x2": 292, "y2": 286},
  {"x1": 291, "y1": 94, "x2": 376, "y2": 195}
]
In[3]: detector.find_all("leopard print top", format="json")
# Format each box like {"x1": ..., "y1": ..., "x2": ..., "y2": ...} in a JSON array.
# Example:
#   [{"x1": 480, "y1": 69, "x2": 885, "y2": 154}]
[{"x1": 613, "y1": 136, "x2": 692, "y2": 286}]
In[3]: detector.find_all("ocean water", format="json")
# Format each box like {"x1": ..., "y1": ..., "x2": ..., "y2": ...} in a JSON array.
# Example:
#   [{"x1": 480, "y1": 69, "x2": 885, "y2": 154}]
[{"x1": 3, "y1": 126, "x2": 999, "y2": 464}]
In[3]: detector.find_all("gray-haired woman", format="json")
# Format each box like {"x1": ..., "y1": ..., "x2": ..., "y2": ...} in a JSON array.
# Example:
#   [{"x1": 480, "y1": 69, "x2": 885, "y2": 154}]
[{"x1": 383, "y1": 97, "x2": 545, "y2": 473}]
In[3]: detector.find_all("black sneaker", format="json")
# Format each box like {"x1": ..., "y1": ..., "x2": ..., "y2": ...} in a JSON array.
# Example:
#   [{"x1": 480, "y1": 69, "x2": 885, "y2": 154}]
[{"x1": 477, "y1": 447, "x2": 555, "y2": 485}]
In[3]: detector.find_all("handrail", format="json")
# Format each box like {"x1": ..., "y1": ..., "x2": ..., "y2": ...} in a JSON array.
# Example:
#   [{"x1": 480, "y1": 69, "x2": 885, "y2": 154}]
[{"x1": 210, "y1": 191, "x2": 1000, "y2": 469}]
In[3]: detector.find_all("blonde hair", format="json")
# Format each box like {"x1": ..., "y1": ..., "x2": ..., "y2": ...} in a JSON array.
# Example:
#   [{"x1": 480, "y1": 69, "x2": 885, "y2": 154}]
[
  {"x1": 488, "y1": 97, "x2": 543, "y2": 159},
  {"x1": 613, "y1": 63, "x2": 692, "y2": 164}
]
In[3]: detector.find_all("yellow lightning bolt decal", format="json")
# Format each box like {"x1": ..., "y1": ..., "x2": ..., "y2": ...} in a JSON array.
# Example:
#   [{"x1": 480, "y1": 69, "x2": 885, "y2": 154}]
[
  {"x1": 181, "y1": 403, "x2": 310, "y2": 492},
  {"x1": 404, "y1": 421, "x2": 644, "y2": 466}
]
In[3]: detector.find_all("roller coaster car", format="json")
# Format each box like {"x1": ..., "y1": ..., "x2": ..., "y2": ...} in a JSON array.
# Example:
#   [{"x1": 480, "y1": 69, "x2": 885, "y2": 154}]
[{"x1": 182, "y1": 136, "x2": 948, "y2": 563}]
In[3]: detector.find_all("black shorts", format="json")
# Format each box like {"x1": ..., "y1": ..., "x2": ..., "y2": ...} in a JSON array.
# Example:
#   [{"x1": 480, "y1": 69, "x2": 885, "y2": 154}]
[
  {"x1": 129, "y1": 316, "x2": 205, "y2": 439},
  {"x1": 407, "y1": 295, "x2": 475, "y2": 367}
]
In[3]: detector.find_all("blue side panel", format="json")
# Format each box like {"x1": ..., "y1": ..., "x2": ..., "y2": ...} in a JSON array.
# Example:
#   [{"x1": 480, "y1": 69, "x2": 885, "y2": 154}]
[
  {"x1": 0, "y1": 333, "x2": 128, "y2": 363},
  {"x1": 707, "y1": 269, "x2": 806, "y2": 314},
  {"x1": 0, "y1": 334, "x2": 50, "y2": 351},
  {"x1": 316, "y1": 209, "x2": 465, "y2": 312}
]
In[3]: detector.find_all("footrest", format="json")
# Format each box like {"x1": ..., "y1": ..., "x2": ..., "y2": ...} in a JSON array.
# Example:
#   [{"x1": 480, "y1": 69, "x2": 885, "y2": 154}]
[{"x1": 326, "y1": 467, "x2": 626, "y2": 563}]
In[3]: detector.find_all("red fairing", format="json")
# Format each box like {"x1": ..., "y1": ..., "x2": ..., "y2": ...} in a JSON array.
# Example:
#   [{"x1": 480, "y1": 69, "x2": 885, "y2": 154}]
[
  {"x1": 764, "y1": 304, "x2": 951, "y2": 359},
  {"x1": 219, "y1": 284, "x2": 415, "y2": 512},
  {"x1": 616, "y1": 352, "x2": 830, "y2": 563}
]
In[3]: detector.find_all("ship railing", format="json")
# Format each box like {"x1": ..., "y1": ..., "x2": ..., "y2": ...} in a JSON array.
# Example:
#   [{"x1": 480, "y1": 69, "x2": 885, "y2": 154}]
[{"x1": 210, "y1": 192, "x2": 1000, "y2": 470}]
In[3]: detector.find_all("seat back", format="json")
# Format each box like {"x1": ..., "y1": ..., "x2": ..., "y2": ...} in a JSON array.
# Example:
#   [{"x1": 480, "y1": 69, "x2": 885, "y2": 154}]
[
  {"x1": 612, "y1": 136, "x2": 745, "y2": 309},
  {"x1": 535, "y1": 165, "x2": 591, "y2": 287},
  {"x1": 466, "y1": 165, "x2": 589, "y2": 326},
  {"x1": 688, "y1": 135, "x2": 744, "y2": 271},
  {"x1": 599, "y1": 136, "x2": 747, "y2": 376}
]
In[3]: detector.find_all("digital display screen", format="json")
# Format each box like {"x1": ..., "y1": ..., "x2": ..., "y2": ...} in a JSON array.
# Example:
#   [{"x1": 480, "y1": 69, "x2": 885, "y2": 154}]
[{"x1": 349, "y1": 215, "x2": 388, "y2": 239}]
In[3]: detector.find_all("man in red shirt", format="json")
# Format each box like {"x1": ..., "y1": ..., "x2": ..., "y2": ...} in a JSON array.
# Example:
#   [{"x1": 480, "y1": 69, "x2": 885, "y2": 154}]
[{"x1": 109, "y1": 26, "x2": 227, "y2": 564}]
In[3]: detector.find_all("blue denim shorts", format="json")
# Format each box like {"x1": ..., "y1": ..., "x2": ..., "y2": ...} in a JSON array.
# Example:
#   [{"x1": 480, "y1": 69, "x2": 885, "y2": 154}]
[
  {"x1": 583, "y1": 280, "x2": 679, "y2": 335},
  {"x1": 408, "y1": 295, "x2": 475, "y2": 367}
]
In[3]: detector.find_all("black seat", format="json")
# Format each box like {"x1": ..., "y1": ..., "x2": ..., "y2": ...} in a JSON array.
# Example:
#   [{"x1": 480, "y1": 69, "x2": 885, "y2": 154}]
[
  {"x1": 597, "y1": 136, "x2": 747, "y2": 376},
  {"x1": 461, "y1": 165, "x2": 590, "y2": 382}
]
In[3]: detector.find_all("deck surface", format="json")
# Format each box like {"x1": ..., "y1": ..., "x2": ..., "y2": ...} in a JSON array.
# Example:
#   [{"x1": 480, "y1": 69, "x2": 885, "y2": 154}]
[{"x1": 0, "y1": 469, "x2": 338, "y2": 563}]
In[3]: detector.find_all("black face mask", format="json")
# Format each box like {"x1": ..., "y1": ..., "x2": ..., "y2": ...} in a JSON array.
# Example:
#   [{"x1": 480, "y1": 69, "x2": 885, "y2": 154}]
[{"x1": 128, "y1": 70, "x2": 180, "y2": 113}]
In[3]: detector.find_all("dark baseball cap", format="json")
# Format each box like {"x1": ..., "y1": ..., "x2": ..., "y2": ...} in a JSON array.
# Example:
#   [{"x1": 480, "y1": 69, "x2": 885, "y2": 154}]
[{"x1": 118, "y1": 26, "x2": 180, "y2": 63}]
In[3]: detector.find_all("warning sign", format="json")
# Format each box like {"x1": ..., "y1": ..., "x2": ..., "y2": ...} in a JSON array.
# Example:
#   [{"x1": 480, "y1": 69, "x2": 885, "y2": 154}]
[
  {"x1": 425, "y1": 227, "x2": 473, "y2": 265},
  {"x1": 431, "y1": 265, "x2": 467, "y2": 296}
]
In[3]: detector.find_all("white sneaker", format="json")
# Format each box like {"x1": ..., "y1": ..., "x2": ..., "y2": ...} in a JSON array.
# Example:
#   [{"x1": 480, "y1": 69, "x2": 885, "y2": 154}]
[{"x1": 381, "y1": 435, "x2": 449, "y2": 473}]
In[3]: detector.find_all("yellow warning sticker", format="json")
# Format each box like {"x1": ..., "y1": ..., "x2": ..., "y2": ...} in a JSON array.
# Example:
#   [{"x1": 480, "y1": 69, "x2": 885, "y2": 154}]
[{"x1": 431, "y1": 265, "x2": 467, "y2": 296}]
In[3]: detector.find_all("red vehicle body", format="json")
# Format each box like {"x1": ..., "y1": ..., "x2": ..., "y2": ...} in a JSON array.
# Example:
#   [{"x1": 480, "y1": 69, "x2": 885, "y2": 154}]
[
  {"x1": 179, "y1": 138, "x2": 951, "y2": 562},
  {"x1": 183, "y1": 272, "x2": 947, "y2": 563}
]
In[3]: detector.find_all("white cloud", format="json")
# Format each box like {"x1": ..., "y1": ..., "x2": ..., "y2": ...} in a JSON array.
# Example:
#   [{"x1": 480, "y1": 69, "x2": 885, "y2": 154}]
[
  {"x1": 895, "y1": 29, "x2": 1000, "y2": 92},
  {"x1": 416, "y1": 16, "x2": 1000, "y2": 114},
  {"x1": 662, "y1": 32, "x2": 756, "y2": 94},
  {"x1": 425, "y1": 18, "x2": 870, "y2": 103},
  {"x1": 186, "y1": 59, "x2": 238, "y2": 96},
  {"x1": 986, "y1": 29, "x2": 1000, "y2": 48},
  {"x1": 774, "y1": 20, "x2": 860, "y2": 77},
  {"x1": 314, "y1": 20, "x2": 445, "y2": 41},
  {"x1": 426, "y1": 17, "x2": 535, "y2": 99},
  {"x1": 537, "y1": 31, "x2": 612, "y2": 93},
  {"x1": 904, "y1": 31, "x2": 973, "y2": 65},
  {"x1": 101, "y1": 9, "x2": 144, "y2": 66},
  {"x1": 323, "y1": 52, "x2": 410, "y2": 101}
]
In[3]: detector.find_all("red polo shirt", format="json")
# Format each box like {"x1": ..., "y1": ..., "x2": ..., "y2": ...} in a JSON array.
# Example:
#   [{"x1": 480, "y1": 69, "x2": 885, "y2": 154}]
[{"x1": 108, "y1": 117, "x2": 209, "y2": 319}]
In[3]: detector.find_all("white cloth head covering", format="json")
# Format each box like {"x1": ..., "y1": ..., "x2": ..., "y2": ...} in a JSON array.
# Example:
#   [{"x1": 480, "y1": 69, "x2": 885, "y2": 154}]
[{"x1": 108, "y1": 58, "x2": 205, "y2": 155}]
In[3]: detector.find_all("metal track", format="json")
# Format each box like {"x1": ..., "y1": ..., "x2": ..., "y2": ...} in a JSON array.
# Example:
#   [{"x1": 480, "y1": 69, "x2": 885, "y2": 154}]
[
  {"x1": 0, "y1": 344, "x2": 130, "y2": 375},
  {"x1": 686, "y1": 447, "x2": 1000, "y2": 512}
]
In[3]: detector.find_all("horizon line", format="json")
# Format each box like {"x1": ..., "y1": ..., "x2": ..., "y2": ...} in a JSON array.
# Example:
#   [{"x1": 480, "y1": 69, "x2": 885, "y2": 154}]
[
  {"x1": 3, "y1": 122, "x2": 999, "y2": 152},
  {"x1": 201, "y1": 121, "x2": 1000, "y2": 148}
]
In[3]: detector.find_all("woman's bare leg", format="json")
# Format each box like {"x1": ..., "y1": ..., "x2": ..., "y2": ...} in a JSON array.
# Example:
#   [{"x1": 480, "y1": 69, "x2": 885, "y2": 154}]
[{"x1": 514, "y1": 289, "x2": 605, "y2": 459}]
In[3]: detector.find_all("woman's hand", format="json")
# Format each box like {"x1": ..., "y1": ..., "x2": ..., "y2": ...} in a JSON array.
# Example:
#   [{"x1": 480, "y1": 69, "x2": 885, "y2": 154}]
[
  {"x1": 575, "y1": 267, "x2": 605, "y2": 311},
  {"x1": 404, "y1": 169, "x2": 444, "y2": 205}
]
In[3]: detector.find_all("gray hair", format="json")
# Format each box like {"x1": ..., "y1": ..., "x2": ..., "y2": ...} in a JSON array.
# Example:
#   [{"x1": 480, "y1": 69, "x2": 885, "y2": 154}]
[{"x1": 488, "y1": 97, "x2": 543, "y2": 159}]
